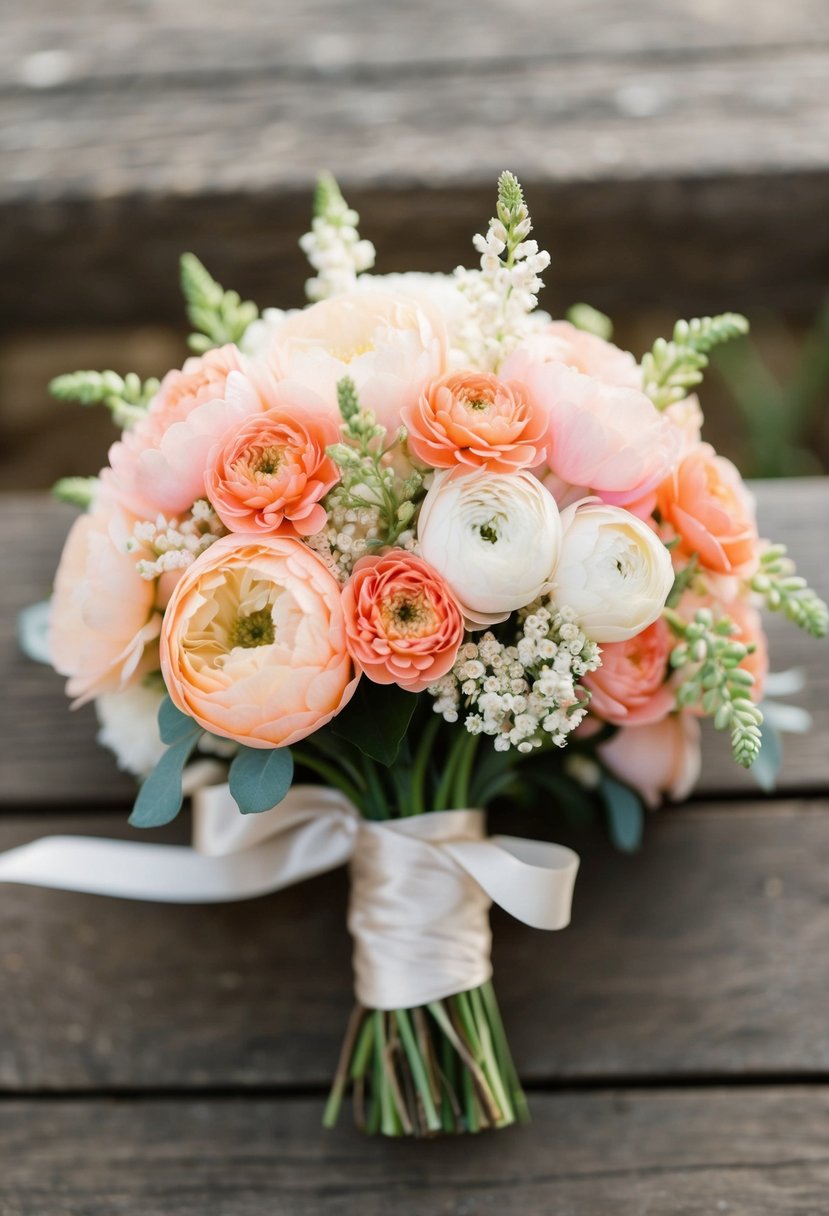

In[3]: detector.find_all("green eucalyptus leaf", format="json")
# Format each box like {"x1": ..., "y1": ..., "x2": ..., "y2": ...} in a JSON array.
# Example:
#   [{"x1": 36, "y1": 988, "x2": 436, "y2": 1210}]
[
  {"x1": 331, "y1": 681, "x2": 418, "y2": 766},
  {"x1": 599, "y1": 775, "x2": 645, "y2": 852},
  {"x1": 129, "y1": 734, "x2": 201, "y2": 828},
  {"x1": 158, "y1": 695, "x2": 202, "y2": 746},
  {"x1": 228, "y1": 746, "x2": 294, "y2": 815},
  {"x1": 751, "y1": 717, "x2": 783, "y2": 793}
]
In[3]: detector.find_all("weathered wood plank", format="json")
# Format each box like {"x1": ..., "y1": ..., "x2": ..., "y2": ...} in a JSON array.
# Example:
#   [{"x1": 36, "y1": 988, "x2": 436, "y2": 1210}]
[
  {"x1": 3, "y1": 44, "x2": 829, "y2": 324},
  {"x1": 1, "y1": 800, "x2": 828, "y2": 1089},
  {"x1": 6, "y1": 0, "x2": 829, "y2": 80},
  {"x1": 1, "y1": 1088, "x2": 828, "y2": 1214},
  {"x1": 2, "y1": 482, "x2": 825, "y2": 805}
]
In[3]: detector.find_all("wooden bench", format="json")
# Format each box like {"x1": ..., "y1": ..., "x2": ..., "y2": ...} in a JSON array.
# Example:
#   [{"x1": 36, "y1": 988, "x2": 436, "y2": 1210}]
[{"x1": 0, "y1": 480, "x2": 827, "y2": 1212}]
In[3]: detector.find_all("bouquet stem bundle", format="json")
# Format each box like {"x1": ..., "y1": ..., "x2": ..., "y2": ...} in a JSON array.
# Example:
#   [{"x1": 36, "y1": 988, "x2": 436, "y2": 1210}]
[{"x1": 325, "y1": 982, "x2": 527, "y2": 1137}]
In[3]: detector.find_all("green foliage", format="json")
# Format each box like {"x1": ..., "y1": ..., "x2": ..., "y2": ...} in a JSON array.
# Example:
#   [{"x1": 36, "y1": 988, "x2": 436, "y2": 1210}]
[
  {"x1": 327, "y1": 377, "x2": 425, "y2": 547},
  {"x1": 642, "y1": 313, "x2": 749, "y2": 410},
  {"x1": 566, "y1": 302, "x2": 613, "y2": 341},
  {"x1": 130, "y1": 697, "x2": 203, "y2": 828},
  {"x1": 751, "y1": 717, "x2": 783, "y2": 794},
  {"x1": 331, "y1": 680, "x2": 418, "y2": 766},
  {"x1": 50, "y1": 369, "x2": 159, "y2": 428},
  {"x1": 228, "y1": 746, "x2": 294, "y2": 815},
  {"x1": 598, "y1": 774, "x2": 644, "y2": 851},
  {"x1": 180, "y1": 253, "x2": 259, "y2": 353},
  {"x1": 52, "y1": 476, "x2": 98, "y2": 508},
  {"x1": 666, "y1": 606, "x2": 763, "y2": 768},
  {"x1": 494, "y1": 170, "x2": 533, "y2": 268},
  {"x1": 751, "y1": 545, "x2": 828, "y2": 637},
  {"x1": 665, "y1": 553, "x2": 699, "y2": 608}
]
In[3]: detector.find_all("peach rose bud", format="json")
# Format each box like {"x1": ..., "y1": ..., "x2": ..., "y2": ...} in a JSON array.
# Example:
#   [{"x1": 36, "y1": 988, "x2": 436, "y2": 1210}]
[
  {"x1": 342, "y1": 551, "x2": 464, "y2": 692},
  {"x1": 657, "y1": 443, "x2": 759, "y2": 576},
  {"x1": 205, "y1": 404, "x2": 339, "y2": 537},
  {"x1": 160, "y1": 535, "x2": 358, "y2": 749},
  {"x1": 402, "y1": 371, "x2": 549, "y2": 473}
]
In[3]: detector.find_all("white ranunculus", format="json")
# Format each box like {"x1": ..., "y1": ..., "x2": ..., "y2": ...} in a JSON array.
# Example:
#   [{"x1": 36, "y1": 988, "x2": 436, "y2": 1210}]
[
  {"x1": 417, "y1": 469, "x2": 562, "y2": 628},
  {"x1": 553, "y1": 502, "x2": 674, "y2": 642},
  {"x1": 95, "y1": 682, "x2": 166, "y2": 778}
]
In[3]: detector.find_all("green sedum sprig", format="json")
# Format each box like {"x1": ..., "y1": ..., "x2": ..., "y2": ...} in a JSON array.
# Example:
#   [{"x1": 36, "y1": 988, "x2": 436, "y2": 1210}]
[
  {"x1": 326, "y1": 377, "x2": 424, "y2": 548},
  {"x1": 642, "y1": 313, "x2": 749, "y2": 410},
  {"x1": 751, "y1": 545, "x2": 829, "y2": 637},
  {"x1": 180, "y1": 253, "x2": 259, "y2": 353},
  {"x1": 52, "y1": 476, "x2": 99, "y2": 508},
  {"x1": 50, "y1": 369, "x2": 160, "y2": 429},
  {"x1": 666, "y1": 606, "x2": 763, "y2": 768}
]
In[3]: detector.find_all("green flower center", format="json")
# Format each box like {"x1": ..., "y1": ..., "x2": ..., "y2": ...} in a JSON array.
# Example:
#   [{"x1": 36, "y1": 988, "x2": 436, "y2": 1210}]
[{"x1": 230, "y1": 608, "x2": 275, "y2": 649}]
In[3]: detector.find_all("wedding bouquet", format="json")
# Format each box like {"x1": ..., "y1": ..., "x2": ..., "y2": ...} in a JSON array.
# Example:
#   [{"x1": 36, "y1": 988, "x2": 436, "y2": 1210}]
[{"x1": 9, "y1": 172, "x2": 826, "y2": 1138}]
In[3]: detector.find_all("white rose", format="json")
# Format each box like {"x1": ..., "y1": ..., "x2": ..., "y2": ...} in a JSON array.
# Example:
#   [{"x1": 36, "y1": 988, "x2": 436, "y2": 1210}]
[
  {"x1": 417, "y1": 469, "x2": 562, "y2": 628},
  {"x1": 553, "y1": 502, "x2": 674, "y2": 642}
]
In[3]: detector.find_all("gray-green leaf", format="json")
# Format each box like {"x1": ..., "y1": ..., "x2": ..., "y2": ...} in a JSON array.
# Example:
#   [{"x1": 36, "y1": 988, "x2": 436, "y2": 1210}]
[
  {"x1": 599, "y1": 775, "x2": 645, "y2": 852},
  {"x1": 129, "y1": 734, "x2": 201, "y2": 828},
  {"x1": 228, "y1": 746, "x2": 294, "y2": 815}
]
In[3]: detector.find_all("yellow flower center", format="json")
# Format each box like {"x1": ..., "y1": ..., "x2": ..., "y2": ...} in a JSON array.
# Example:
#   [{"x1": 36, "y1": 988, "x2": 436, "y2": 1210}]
[{"x1": 380, "y1": 591, "x2": 437, "y2": 639}]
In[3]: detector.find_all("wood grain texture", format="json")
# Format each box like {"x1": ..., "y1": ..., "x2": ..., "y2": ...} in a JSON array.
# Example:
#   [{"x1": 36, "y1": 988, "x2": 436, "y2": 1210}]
[
  {"x1": 1, "y1": 1088, "x2": 829, "y2": 1215},
  {"x1": 2, "y1": 1, "x2": 829, "y2": 324},
  {"x1": 2, "y1": 800, "x2": 829, "y2": 1089},
  {"x1": 1, "y1": 481, "x2": 825, "y2": 806}
]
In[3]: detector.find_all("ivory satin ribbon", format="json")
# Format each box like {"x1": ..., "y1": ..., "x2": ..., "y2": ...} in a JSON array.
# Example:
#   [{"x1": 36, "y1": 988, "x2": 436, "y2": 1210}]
[{"x1": 0, "y1": 783, "x2": 579, "y2": 1009}]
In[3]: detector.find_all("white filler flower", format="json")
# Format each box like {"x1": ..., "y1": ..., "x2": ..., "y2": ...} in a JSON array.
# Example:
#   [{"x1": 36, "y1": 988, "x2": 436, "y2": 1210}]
[
  {"x1": 417, "y1": 469, "x2": 562, "y2": 627},
  {"x1": 553, "y1": 502, "x2": 674, "y2": 642}
]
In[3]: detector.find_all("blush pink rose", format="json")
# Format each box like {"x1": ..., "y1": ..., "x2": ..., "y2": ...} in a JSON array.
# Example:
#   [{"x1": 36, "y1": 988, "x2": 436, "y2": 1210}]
[
  {"x1": 49, "y1": 500, "x2": 161, "y2": 705},
  {"x1": 160, "y1": 535, "x2": 358, "y2": 748},
  {"x1": 598, "y1": 713, "x2": 702, "y2": 809},
  {"x1": 205, "y1": 395, "x2": 339, "y2": 537},
  {"x1": 342, "y1": 551, "x2": 464, "y2": 692},
  {"x1": 585, "y1": 619, "x2": 675, "y2": 726},
  {"x1": 402, "y1": 371, "x2": 548, "y2": 473},
  {"x1": 104, "y1": 346, "x2": 256, "y2": 519},
  {"x1": 515, "y1": 362, "x2": 681, "y2": 508},
  {"x1": 657, "y1": 443, "x2": 759, "y2": 576},
  {"x1": 502, "y1": 321, "x2": 642, "y2": 389}
]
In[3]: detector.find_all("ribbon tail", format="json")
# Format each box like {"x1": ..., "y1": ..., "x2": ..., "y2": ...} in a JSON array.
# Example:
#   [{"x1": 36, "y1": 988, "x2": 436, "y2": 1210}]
[{"x1": 445, "y1": 835, "x2": 580, "y2": 931}]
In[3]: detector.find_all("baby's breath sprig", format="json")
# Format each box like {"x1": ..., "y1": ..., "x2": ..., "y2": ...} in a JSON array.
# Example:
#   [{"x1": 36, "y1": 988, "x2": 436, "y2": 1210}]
[
  {"x1": 299, "y1": 172, "x2": 376, "y2": 302},
  {"x1": 750, "y1": 545, "x2": 828, "y2": 637},
  {"x1": 52, "y1": 476, "x2": 99, "y2": 508},
  {"x1": 642, "y1": 313, "x2": 749, "y2": 411},
  {"x1": 455, "y1": 171, "x2": 551, "y2": 370},
  {"x1": 128, "y1": 500, "x2": 226, "y2": 581},
  {"x1": 50, "y1": 370, "x2": 160, "y2": 429},
  {"x1": 666, "y1": 606, "x2": 763, "y2": 768},
  {"x1": 324, "y1": 377, "x2": 424, "y2": 559},
  {"x1": 180, "y1": 253, "x2": 259, "y2": 354}
]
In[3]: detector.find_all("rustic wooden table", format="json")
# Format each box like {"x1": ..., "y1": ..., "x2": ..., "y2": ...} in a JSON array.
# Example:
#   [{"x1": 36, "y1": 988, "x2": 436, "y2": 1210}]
[{"x1": 0, "y1": 480, "x2": 827, "y2": 1213}]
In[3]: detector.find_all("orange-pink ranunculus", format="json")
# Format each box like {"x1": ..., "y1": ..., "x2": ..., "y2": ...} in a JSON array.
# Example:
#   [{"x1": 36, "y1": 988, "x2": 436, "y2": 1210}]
[
  {"x1": 105, "y1": 346, "x2": 250, "y2": 518},
  {"x1": 160, "y1": 535, "x2": 358, "y2": 748},
  {"x1": 402, "y1": 371, "x2": 548, "y2": 473},
  {"x1": 585, "y1": 619, "x2": 675, "y2": 726},
  {"x1": 657, "y1": 443, "x2": 759, "y2": 575},
  {"x1": 342, "y1": 551, "x2": 464, "y2": 692},
  {"x1": 205, "y1": 401, "x2": 340, "y2": 537},
  {"x1": 598, "y1": 713, "x2": 702, "y2": 809},
  {"x1": 49, "y1": 500, "x2": 161, "y2": 705}
]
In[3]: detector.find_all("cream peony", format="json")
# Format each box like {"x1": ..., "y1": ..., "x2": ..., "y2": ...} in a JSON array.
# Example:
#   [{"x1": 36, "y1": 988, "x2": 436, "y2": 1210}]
[
  {"x1": 417, "y1": 468, "x2": 562, "y2": 627},
  {"x1": 264, "y1": 289, "x2": 447, "y2": 435},
  {"x1": 160, "y1": 535, "x2": 358, "y2": 748},
  {"x1": 553, "y1": 502, "x2": 674, "y2": 642}
]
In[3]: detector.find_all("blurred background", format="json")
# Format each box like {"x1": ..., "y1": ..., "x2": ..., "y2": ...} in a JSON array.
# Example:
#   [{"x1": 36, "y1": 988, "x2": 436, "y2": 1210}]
[{"x1": 2, "y1": 0, "x2": 829, "y2": 489}]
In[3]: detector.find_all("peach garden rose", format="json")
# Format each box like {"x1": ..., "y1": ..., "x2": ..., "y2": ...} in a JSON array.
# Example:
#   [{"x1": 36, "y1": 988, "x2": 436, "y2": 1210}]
[
  {"x1": 205, "y1": 394, "x2": 339, "y2": 537},
  {"x1": 342, "y1": 551, "x2": 464, "y2": 692},
  {"x1": 160, "y1": 535, "x2": 358, "y2": 748},
  {"x1": 584, "y1": 618, "x2": 675, "y2": 727},
  {"x1": 402, "y1": 370, "x2": 548, "y2": 473}
]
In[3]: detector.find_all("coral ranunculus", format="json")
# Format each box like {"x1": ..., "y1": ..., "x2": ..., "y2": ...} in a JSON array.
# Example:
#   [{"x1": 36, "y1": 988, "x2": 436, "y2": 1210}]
[
  {"x1": 205, "y1": 395, "x2": 340, "y2": 537},
  {"x1": 160, "y1": 535, "x2": 358, "y2": 748},
  {"x1": 585, "y1": 619, "x2": 674, "y2": 726},
  {"x1": 402, "y1": 371, "x2": 548, "y2": 473},
  {"x1": 657, "y1": 443, "x2": 759, "y2": 575},
  {"x1": 342, "y1": 551, "x2": 464, "y2": 692},
  {"x1": 49, "y1": 500, "x2": 161, "y2": 705},
  {"x1": 105, "y1": 345, "x2": 247, "y2": 518}
]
